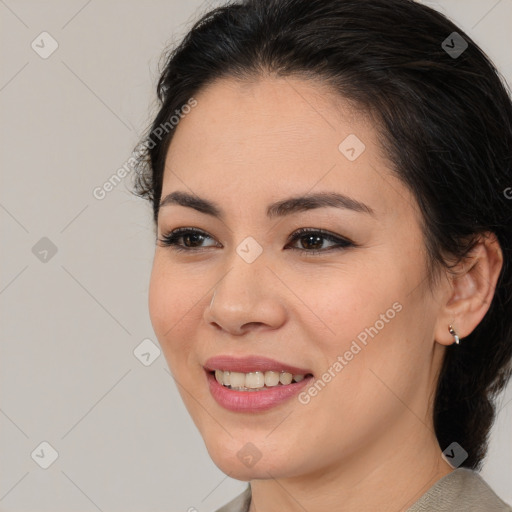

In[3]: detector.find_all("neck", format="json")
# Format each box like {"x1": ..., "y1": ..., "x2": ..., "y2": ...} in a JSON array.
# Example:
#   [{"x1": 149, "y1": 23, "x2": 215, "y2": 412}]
[{"x1": 248, "y1": 422, "x2": 453, "y2": 512}]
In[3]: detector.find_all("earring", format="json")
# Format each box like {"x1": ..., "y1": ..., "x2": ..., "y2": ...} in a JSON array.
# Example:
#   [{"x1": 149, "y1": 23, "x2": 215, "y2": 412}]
[{"x1": 448, "y1": 325, "x2": 460, "y2": 345}]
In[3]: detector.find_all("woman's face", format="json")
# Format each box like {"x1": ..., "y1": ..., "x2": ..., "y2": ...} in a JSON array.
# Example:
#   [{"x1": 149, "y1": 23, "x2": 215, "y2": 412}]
[{"x1": 149, "y1": 76, "x2": 449, "y2": 480}]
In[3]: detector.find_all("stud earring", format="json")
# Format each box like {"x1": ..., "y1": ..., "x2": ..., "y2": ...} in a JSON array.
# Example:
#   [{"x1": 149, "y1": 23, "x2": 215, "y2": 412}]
[{"x1": 448, "y1": 325, "x2": 460, "y2": 345}]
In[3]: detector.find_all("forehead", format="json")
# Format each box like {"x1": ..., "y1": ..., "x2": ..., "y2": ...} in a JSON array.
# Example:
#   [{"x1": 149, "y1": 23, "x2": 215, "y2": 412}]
[
  {"x1": 167, "y1": 75, "x2": 367, "y2": 165},
  {"x1": 162, "y1": 76, "x2": 414, "y2": 221}
]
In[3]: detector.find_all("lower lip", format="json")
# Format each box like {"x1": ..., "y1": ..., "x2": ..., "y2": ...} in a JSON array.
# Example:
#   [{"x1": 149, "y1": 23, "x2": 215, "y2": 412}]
[{"x1": 206, "y1": 371, "x2": 313, "y2": 412}]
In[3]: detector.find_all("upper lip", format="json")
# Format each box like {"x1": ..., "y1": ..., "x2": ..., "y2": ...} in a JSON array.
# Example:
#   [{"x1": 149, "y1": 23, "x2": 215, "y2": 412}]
[{"x1": 204, "y1": 355, "x2": 313, "y2": 375}]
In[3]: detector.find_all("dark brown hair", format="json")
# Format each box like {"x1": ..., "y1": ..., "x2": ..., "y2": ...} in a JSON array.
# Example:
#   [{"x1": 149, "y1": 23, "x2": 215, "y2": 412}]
[{"x1": 134, "y1": 0, "x2": 512, "y2": 469}]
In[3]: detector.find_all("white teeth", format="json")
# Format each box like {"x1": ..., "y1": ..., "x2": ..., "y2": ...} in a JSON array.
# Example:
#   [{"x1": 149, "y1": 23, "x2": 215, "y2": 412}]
[
  {"x1": 264, "y1": 371, "x2": 280, "y2": 387},
  {"x1": 279, "y1": 372, "x2": 293, "y2": 385},
  {"x1": 246, "y1": 372, "x2": 265, "y2": 388},
  {"x1": 229, "y1": 371, "x2": 246, "y2": 388},
  {"x1": 213, "y1": 370, "x2": 307, "y2": 390}
]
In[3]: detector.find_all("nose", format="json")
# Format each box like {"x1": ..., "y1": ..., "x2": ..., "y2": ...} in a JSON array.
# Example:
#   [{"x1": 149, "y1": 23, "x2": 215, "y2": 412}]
[{"x1": 203, "y1": 255, "x2": 287, "y2": 336}]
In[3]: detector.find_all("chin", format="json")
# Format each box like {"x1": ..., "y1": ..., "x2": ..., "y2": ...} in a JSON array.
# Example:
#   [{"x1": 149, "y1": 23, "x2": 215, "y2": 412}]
[
  {"x1": 209, "y1": 452, "x2": 292, "y2": 481},
  {"x1": 202, "y1": 432, "x2": 300, "y2": 480}
]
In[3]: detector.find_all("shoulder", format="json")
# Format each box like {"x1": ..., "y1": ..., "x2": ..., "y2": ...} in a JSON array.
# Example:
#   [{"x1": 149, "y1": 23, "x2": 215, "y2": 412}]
[
  {"x1": 407, "y1": 468, "x2": 512, "y2": 512},
  {"x1": 213, "y1": 471, "x2": 511, "y2": 512},
  {"x1": 214, "y1": 485, "x2": 251, "y2": 512}
]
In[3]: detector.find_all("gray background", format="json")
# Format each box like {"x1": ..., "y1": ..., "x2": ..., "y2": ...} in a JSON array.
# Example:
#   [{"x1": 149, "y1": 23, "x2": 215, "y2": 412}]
[{"x1": 1, "y1": 1, "x2": 511, "y2": 511}]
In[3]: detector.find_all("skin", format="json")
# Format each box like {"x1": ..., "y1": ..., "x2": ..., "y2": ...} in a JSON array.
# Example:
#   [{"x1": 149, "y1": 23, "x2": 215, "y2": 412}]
[{"x1": 148, "y1": 76, "x2": 503, "y2": 512}]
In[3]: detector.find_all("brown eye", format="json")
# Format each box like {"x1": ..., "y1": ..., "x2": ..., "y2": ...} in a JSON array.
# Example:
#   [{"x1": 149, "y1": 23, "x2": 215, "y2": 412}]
[
  {"x1": 181, "y1": 232, "x2": 206, "y2": 248},
  {"x1": 297, "y1": 233, "x2": 325, "y2": 250},
  {"x1": 158, "y1": 228, "x2": 219, "y2": 251},
  {"x1": 287, "y1": 228, "x2": 354, "y2": 255}
]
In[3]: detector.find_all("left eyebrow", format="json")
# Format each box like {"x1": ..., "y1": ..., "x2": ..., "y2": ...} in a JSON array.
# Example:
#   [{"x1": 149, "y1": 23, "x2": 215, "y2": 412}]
[
  {"x1": 158, "y1": 190, "x2": 375, "y2": 220},
  {"x1": 266, "y1": 191, "x2": 375, "y2": 218}
]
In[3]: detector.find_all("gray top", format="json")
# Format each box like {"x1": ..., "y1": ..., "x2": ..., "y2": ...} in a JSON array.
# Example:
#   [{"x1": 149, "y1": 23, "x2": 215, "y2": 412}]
[{"x1": 215, "y1": 468, "x2": 512, "y2": 512}]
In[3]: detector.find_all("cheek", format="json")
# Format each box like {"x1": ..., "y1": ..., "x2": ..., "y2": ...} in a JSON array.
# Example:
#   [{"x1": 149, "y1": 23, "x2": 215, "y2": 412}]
[
  {"x1": 148, "y1": 260, "x2": 174, "y2": 339},
  {"x1": 310, "y1": 283, "x2": 429, "y2": 429},
  {"x1": 148, "y1": 257, "x2": 200, "y2": 364},
  {"x1": 299, "y1": 264, "x2": 419, "y2": 399},
  {"x1": 293, "y1": 263, "x2": 401, "y2": 350}
]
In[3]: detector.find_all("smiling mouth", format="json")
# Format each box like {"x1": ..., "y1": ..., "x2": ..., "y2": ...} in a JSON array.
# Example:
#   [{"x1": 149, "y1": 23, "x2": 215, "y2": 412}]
[{"x1": 209, "y1": 369, "x2": 313, "y2": 391}]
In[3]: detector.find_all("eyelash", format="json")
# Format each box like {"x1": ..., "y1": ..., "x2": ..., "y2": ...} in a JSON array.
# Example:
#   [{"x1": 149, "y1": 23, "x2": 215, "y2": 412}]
[{"x1": 157, "y1": 227, "x2": 355, "y2": 256}]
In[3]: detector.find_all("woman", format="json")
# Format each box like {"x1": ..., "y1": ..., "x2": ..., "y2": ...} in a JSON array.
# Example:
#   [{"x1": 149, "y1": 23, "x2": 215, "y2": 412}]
[{"x1": 134, "y1": 0, "x2": 512, "y2": 510}]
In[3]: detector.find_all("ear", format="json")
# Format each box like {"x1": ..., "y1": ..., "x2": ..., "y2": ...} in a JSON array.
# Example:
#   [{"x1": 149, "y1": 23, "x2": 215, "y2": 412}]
[{"x1": 434, "y1": 232, "x2": 503, "y2": 346}]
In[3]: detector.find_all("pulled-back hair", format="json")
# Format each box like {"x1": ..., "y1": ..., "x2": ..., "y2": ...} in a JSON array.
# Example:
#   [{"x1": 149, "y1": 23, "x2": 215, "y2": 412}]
[{"x1": 134, "y1": 0, "x2": 512, "y2": 469}]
